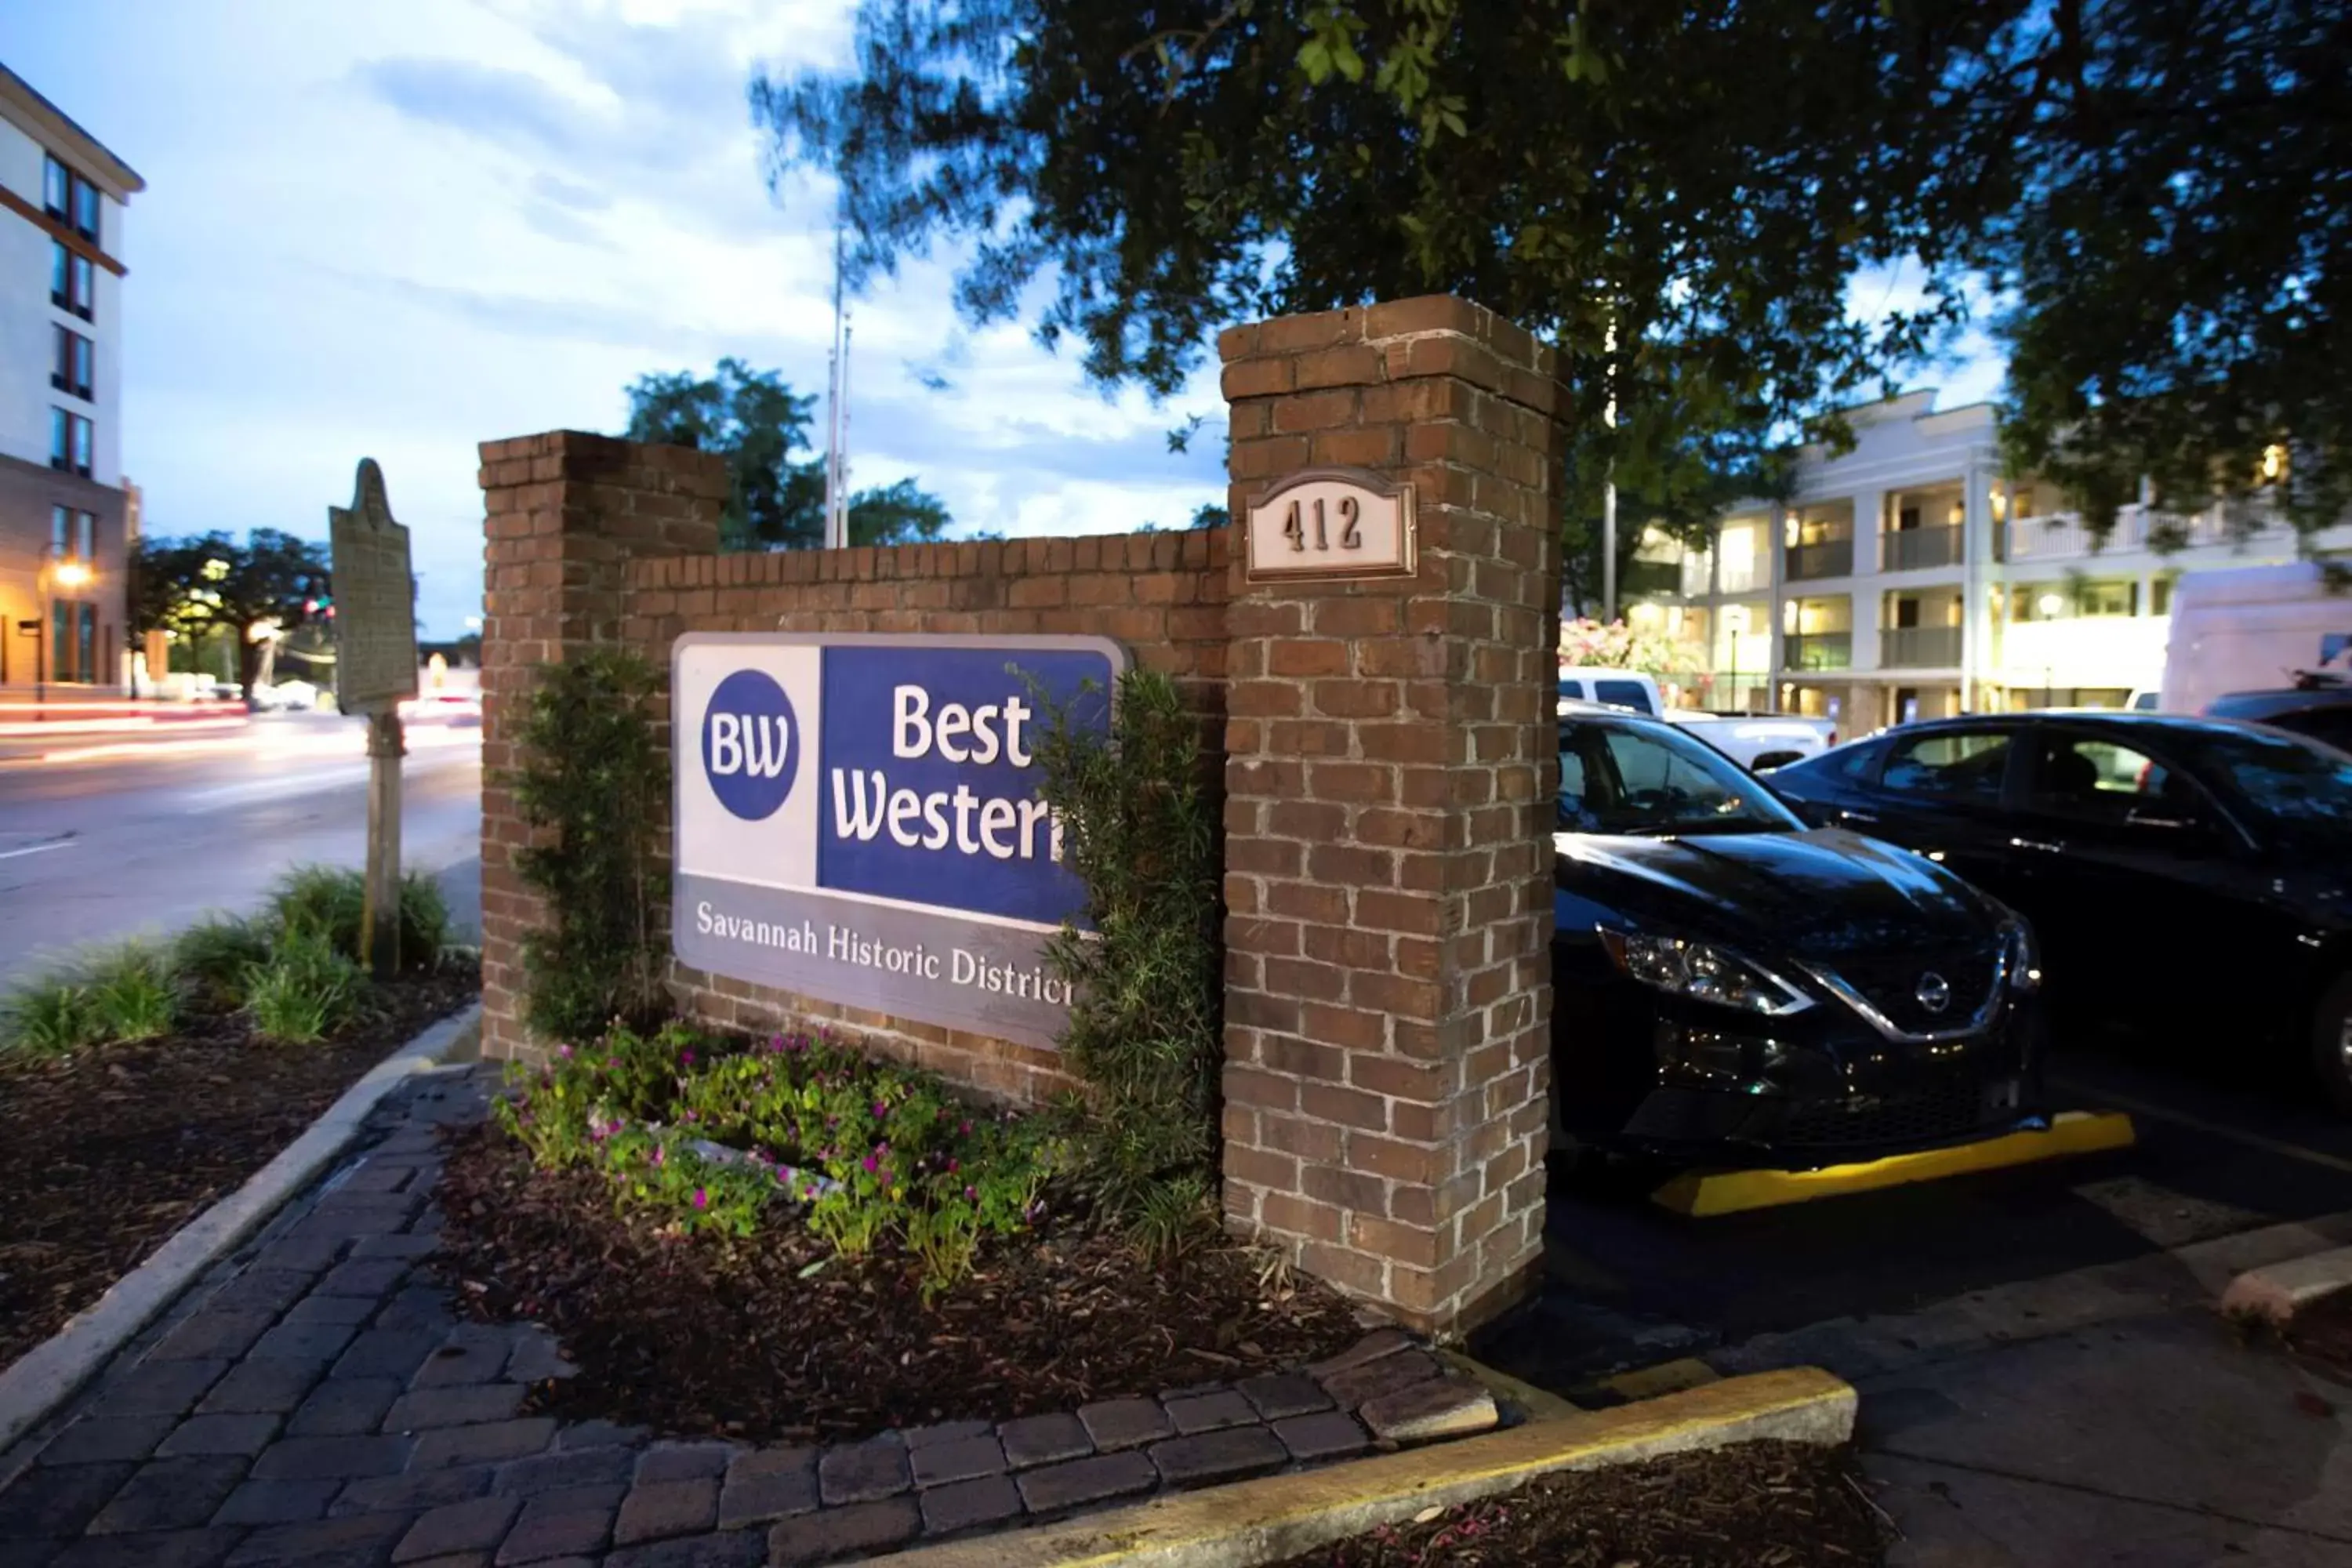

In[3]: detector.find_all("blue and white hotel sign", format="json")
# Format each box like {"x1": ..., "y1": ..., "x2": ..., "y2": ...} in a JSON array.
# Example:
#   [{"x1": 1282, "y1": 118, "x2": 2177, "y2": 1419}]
[{"x1": 672, "y1": 632, "x2": 1126, "y2": 1049}]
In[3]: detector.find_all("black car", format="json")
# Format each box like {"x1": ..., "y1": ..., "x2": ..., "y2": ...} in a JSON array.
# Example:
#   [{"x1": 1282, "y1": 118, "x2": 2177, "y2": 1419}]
[
  {"x1": 1550, "y1": 712, "x2": 2047, "y2": 1167},
  {"x1": 1766, "y1": 713, "x2": 2352, "y2": 1110},
  {"x1": 2205, "y1": 686, "x2": 2352, "y2": 753}
]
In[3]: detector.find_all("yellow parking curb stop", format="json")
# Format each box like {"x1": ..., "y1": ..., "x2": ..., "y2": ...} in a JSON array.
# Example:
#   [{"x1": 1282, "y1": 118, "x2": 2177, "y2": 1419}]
[{"x1": 1650, "y1": 1109, "x2": 2138, "y2": 1218}]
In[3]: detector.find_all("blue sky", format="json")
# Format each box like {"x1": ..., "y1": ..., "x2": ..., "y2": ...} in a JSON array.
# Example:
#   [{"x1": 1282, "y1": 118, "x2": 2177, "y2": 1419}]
[{"x1": 2, "y1": 2, "x2": 2003, "y2": 639}]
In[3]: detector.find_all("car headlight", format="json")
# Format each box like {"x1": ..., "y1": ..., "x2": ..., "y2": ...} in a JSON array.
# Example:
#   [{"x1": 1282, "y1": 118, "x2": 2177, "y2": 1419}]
[
  {"x1": 1599, "y1": 930, "x2": 1817, "y2": 1016},
  {"x1": 2002, "y1": 918, "x2": 2042, "y2": 992}
]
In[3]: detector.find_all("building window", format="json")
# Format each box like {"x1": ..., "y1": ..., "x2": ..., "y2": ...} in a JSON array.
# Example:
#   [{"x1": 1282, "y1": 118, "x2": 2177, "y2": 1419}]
[
  {"x1": 52, "y1": 410, "x2": 93, "y2": 477},
  {"x1": 2015, "y1": 579, "x2": 2136, "y2": 620},
  {"x1": 52, "y1": 601, "x2": 73, "y2": 682},
  {"x1": 51, "y1": 503, "x2": 70, "y2": 556},
  {"x1": 44, "y1": 154, "x2": 101, "y2": 244},
  {"x1": 53, "y1": 242, "x2": 95, "y2": 319},
  {"x1": 2153, "y1": 577, "x2": 2176, "y2": 615},
  {"x1": 76, "y1": 510, "x2": 96, "y2": 561},
  {"x1": 52, "y1": 325, "x2": 93, "y2": 399},
  {"x1": 78, "y1": 604, "x2": 97, "y2": 685}
]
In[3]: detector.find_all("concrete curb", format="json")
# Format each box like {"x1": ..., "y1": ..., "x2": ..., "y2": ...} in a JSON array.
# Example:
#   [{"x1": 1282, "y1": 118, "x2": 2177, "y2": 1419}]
[
  {"x1": 862, "y1": 1366, "x2": 1854, "y2": 1568},
  {"x1": 0, "y1": 1001, "x2": 482, "y2": 1456},
  {"x1": 2220, "y1": 1244, "x2": 2352, "y2": 1328}
]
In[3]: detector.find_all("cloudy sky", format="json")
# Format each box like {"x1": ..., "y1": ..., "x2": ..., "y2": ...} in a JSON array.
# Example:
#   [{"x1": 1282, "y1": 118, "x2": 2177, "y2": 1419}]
[{"x1": 2, "y1": 1, "x2": 2002, "y2": 638}]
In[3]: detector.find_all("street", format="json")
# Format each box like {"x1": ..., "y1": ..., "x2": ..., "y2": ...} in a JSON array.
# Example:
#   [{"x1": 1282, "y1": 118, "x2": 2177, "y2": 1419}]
[{"x1": 0, "y1": 711, "x2": 481, "y2": 985}]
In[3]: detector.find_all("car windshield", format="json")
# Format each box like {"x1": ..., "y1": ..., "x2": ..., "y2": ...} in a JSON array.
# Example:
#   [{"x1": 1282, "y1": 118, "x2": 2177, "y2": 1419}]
[
  {"x1": 1559, "y1": 720, "x2": 1805, "y2": 837},
  {"x1": 2190, "y1": 726, "x2": 2352, "y2": 837}
]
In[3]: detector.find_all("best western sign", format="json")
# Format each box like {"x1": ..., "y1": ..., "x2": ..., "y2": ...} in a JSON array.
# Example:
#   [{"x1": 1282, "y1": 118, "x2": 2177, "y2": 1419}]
[{"x1": 672, "y1": 632, "x2": 1125, "y2": 1048}]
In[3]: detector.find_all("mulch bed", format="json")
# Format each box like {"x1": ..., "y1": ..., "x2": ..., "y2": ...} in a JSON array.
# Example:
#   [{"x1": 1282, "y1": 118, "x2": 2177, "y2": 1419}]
[
  {"x1": 1271, "y1": 1440, "x2": 1887, "y2": 1567},
  {"x1": 434, "y1": 1120, "x2": 1370, "y2": 1443},
  {"x1": 0, "y1": 971, "x2": 477, "y2": 1372}
]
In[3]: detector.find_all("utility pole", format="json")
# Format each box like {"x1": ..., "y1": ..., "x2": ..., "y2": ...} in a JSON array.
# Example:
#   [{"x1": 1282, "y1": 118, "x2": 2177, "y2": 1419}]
[
  {"x1": 822, "y1": 223, "x2": 851, "y2": 550},
  {"x1": 1600, "y1": 314, "x2": 1619, "y2": 623}
]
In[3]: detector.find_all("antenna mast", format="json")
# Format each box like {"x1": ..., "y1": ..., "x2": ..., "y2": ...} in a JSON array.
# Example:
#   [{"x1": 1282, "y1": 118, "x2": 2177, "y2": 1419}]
[{"x1": 823, "y1": 222, "x2": 850, "y2": 550}]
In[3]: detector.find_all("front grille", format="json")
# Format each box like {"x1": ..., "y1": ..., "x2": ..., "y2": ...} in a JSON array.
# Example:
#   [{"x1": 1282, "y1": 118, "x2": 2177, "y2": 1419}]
[
  {"x1": 1825, "y1": 944, "x2": 2000, "y2": 1036},
  {"x1": 1780, "y1": 1073, "x2": 1994, "y2": 1152}
]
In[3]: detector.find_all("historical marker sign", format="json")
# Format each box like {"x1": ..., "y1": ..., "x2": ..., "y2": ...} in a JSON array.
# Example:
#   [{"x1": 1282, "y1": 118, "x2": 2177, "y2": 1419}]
[
  {"x1": 1244, "y1": 466, "x2": 1417, "y2": 583},
  {"x1": 672, "y1": 632, "x2": 1126, "y2": 1049},
  {"x1": 328, "y1": 459, "x2": 419, "y2": 715}
]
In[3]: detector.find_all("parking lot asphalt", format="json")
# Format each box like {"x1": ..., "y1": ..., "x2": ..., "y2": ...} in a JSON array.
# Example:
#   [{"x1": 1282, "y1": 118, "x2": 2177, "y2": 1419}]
[{"x1": 1476, "y1": 1032, "x2": 2352, "y2": 1564}]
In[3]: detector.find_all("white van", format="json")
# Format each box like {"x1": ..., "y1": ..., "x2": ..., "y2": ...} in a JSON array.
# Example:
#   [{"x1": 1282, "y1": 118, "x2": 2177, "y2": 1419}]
[
  {"x1": 2159, "y1": 563, "x2": 2352, "y2": 715},
  {"x1": 1556, "y1": 670, "x2": 1835, "y2": 769}
]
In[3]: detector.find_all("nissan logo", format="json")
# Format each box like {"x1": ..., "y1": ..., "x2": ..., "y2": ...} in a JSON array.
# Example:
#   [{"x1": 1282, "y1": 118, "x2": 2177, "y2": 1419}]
[{"x1": 1915, "y1": 971, "x2": 1953, "y2": 1014}]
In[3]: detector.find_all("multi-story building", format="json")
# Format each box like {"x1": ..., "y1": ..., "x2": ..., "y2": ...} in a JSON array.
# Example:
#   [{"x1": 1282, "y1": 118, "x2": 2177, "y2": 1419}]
[
  {"x1": 1621, "y1": 390, "x2": 2331, "y2": 733},
  {"x1": 0, "y1": 63, "x2": 141, "y2": 699}
]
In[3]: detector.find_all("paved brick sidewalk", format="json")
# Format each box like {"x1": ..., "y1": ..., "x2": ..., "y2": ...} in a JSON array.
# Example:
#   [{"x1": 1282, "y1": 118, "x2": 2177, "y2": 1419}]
[{"x1": 0, "y1": 1065, "x2": 1498, "y2": 1567}]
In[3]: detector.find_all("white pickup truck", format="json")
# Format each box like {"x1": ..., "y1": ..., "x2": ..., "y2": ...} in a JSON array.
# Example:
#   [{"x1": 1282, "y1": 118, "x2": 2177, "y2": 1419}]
[{"x1": 1556, "y1": 671, "x2": 1837, "y2": 771}]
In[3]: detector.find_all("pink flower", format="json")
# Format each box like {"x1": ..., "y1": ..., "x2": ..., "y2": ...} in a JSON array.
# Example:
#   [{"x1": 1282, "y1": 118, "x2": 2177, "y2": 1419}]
[
  {"x1": 681, "y1": 1051, "x2": 696, "y2": 1066},
  {"x1": 946, "y1": 1159, "x2": 960, "y2": 1174},
  {"x1": 958, "y1": 1120, "x2": 972, "y2": 1136},
  {"x1": 559, "y1": 1044, "x2": 574, "y2": 1059},
  {"x1": 692, "y1": 1188, "x2": 708, "y2": 1210},
  {"x1": 965, "y1": 1185, "x2": 978, "y2": 1201},
  {"x1": 862, "y1": 1154, "x2": 878, "y2": 1173},
  {"x1": 651, "y1": 1145, "x2": 666, "y2": 1167}
]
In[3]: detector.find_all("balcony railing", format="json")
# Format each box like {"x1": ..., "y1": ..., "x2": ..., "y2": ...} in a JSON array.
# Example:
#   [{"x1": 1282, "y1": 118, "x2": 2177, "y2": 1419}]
[
  {"x1": 1882, "y1": 525, "x2": 1964, "y2": 572},
  {"x1": 1784, "y1": 632, "x2": 1853, "y2": 671},
  {"x1": 1785, "y1": 539, "x2": 1853, "y2": 580},
  {"x1": 1716, "y1": 561, "x2": 1762, "y2": 595},
  {"x1": 2002, "y1": 502, "x2": 2280, "y2": 561},
  {"x1": 1881, "y1": 626, "x2": 1965, "y2": 667}
]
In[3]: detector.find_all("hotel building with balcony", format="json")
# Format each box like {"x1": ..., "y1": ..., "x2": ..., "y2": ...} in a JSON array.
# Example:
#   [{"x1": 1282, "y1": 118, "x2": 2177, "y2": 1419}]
[
  {"x1": 0, "y1": 63, "x2": 141, "y2": 698},
  {"x1": 1619, "y1": 390, "x2": 2332, "y2": 733}
]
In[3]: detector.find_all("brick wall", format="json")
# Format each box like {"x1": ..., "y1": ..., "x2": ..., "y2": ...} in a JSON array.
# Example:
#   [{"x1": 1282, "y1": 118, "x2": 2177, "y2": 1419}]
[
  {"x1": 1217, "y1": 296, "x2": 1564, "y2": 1338},
  {"x1": 475, "y1": 434, "x2": 1229, "y2": 1105}
]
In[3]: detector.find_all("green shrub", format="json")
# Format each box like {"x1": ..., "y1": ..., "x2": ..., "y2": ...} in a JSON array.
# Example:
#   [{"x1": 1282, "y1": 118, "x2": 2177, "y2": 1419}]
[
  {"x1": 398, "y1": 872, "x2": 452, "y2": 963},
  {"x1": 1024, "y1": 667, "x2": 1223, "y2": 1246},
  {"x1": 267, "y1": 865, "x2": 367, "y2": 955},
  {"x1": 244, "y1": 927, "x2": 368, "y2": 1044},
  {"x1": 85, "y1": 942, "x2": 179, "y2": 1043},
  {"x1": 174, "y1": 916, "x2": 274, "y2": 1007},
  {"x1": 262, "y1": 864, "x2": 448, "y2": 972},
  {"x1": 500, "y1": 1022, "x2": 1062, "y2": 1297},
  {"x1": 507, "y1": 647, "x2": 669, "y2": 1042},
  {"x1": 0, "y1": 971, "x2": 100, "y2": 1056}
]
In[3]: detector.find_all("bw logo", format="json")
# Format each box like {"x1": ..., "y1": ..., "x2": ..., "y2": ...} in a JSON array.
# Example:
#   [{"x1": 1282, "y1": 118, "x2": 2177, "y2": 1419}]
[{"x1": 702, "y1": 669, "x2": 800, "y2": 821}]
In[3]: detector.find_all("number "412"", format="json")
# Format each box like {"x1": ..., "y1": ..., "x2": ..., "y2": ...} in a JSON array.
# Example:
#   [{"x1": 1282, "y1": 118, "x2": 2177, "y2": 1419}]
[{"x1": 1283, "y1": 495, "x2": 1363, "y2": 553}]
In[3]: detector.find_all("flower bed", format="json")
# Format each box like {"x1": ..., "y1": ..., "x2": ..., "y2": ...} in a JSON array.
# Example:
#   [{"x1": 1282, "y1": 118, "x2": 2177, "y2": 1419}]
[
  {"x1": 434, "y1": 1019, "x2": 1367, "y2": 1442},
  {"x1": 0, "y1": 865, "x2": 478, "y2": 1372}
]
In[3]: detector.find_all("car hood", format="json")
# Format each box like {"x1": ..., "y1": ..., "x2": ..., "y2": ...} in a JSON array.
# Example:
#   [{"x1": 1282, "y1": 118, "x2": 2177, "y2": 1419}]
[{"x1": 1555, "y1": 827, "x2": 1999, "y2": 958}]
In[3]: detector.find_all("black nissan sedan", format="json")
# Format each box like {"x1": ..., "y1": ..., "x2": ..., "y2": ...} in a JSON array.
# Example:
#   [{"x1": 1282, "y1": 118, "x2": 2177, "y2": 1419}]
[
  {"x1": 1766, "y1": 713, "x2": 2352, "y2": 1112},
  {"x1": 1550, "y1": 712, "x2": 2048, "y2": 1167}
]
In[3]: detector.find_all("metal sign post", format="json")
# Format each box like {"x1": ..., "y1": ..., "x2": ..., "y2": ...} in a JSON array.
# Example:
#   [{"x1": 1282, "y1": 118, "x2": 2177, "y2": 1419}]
[{"x1": 328, "y1": 459, "x2": 419, "y2": 981}]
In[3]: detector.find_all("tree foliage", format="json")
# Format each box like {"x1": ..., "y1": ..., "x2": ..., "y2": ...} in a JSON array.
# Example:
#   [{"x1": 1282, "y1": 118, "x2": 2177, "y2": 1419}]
[
  {"x1": 1958, "y1": 0, "x2": 2352, "y2": 543},
  {"x1": 625, "y1": 358, "x2": 830, "y2": 550},
  {"x1": 762, "y1": 2, "x2": 2352, "y2": 564},
  {"x1": 757, "y1": 2, "x2": 2011, "y2": 564},
  {"x1": 624, "y1": 358, "x2": 961, "y2": 550},
  {"x1": 129, "y1": 530, "x2": 332, "y2": 705}
]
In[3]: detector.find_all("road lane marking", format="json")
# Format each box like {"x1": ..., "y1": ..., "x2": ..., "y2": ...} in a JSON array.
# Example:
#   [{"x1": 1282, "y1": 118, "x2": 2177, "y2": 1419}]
[
  {"x1": 0, "y1": 840, "x2": 73, "y2": 862},
  {"x1": 2052, "y1": 1076, "x2": 2352, "y2": 1178}
]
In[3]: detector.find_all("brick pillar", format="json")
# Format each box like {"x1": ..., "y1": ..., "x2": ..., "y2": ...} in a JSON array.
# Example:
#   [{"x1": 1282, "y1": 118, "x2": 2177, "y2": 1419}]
[
  {"x1": 476, "y1": 431, "x2": 726, "y2": 1063},
  {"x1": 1218, "y1": 297, "x2": 1563, "y2": 1338}
]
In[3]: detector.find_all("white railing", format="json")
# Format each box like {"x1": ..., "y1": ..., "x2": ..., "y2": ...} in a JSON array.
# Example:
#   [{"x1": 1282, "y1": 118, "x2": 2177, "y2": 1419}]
[{"x1": 2005, "y1": 502, "x2": 2285, "y2": 561}]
